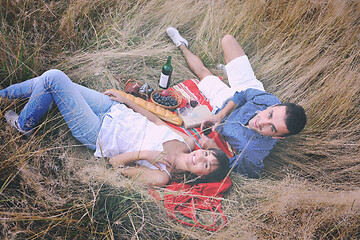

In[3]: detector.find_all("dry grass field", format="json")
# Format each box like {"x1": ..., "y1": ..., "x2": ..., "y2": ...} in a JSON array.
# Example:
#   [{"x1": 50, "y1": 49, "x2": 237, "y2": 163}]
[{"x1": 0, "y1": 0, "x2": 359, "y2": 239}]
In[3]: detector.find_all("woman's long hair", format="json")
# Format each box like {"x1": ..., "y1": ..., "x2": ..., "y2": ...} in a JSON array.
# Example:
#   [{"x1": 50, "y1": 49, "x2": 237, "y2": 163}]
[{"x1": 171, "y1": 148, "x2": 230, "y2": 184}]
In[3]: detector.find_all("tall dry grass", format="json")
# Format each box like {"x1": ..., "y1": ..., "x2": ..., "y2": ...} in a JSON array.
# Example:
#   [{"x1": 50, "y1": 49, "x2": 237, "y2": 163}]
[{"x1": 1, "y1": 0, "x2": 359, "y2": 239}]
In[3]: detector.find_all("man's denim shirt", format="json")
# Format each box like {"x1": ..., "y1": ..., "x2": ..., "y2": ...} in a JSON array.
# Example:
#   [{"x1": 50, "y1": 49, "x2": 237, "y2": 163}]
[{"x1": 216, "y1": 88, "x2": 281, "y2": 178}]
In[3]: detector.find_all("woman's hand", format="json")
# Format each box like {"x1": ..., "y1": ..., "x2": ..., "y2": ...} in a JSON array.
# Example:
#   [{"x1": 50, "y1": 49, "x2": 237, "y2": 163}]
[
  {"x1": 104, "y1": 89, "x2": 128, "y2": 104},
  {"x1": 200, "y1": 133, "x2": 219, "y2": 149},
  {"x1": 145, "y1": 151, "x2": 174, "y2": 170}
]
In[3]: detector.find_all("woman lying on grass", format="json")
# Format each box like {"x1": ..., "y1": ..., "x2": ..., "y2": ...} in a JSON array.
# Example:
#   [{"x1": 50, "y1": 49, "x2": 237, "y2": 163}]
[{"x1": 0, "y1": 69, "x2": 229, "y2": 187}]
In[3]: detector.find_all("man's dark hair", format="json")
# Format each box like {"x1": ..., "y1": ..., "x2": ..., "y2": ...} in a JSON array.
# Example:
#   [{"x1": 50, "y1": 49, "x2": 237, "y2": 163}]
[{"x1": 279, "y1": 103, "x2": 307, "y2": 137}]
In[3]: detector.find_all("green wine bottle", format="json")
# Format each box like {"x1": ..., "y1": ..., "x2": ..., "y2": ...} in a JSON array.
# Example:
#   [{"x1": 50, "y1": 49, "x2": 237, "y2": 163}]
[{"x1": 159, "y1": 56, "x2": 172, "y2": 89}]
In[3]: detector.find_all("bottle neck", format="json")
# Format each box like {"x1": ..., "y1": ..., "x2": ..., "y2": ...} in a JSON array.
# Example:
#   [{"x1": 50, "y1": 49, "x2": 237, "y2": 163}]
[{"x1": 166, "y1": 56, "x2": 172, "y2": 64}]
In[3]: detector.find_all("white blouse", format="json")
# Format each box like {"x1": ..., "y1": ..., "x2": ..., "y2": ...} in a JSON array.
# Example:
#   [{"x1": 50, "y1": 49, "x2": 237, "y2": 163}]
[{"x1": 94, "y1": 103, "x2": 185, "y2": 176}]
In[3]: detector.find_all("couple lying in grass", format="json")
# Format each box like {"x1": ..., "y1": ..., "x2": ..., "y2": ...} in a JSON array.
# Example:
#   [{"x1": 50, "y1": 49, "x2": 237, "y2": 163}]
[{"x1": 1, "y1": 27, "x2": 306, "y2": 186}]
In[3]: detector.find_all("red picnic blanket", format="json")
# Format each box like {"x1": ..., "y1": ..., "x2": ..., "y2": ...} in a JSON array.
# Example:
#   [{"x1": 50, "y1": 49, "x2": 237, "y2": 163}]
[
  {"x1": 158, "y1": 79, "x2": 234, "y2": 231},
  {"x1": 162, "y1": 176, "x2": 231, "y2": 231},
  {"x1": 168, "y1": 79, "x2": 235, "y2": 157}
]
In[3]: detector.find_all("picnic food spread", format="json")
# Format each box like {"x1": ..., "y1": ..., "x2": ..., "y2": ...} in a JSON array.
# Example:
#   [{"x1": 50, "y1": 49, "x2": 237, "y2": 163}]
[{"x1": 109, "y1": 89, "x2": 183, "y2": 126}]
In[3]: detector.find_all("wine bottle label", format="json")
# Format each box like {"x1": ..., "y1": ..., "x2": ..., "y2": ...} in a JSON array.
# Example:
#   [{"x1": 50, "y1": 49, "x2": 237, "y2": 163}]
[{"x1": 159, "y1": 73, "x2": 170, "y2": 88}]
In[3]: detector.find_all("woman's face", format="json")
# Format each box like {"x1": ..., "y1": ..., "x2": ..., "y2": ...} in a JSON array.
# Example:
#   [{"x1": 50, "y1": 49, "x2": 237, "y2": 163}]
[{"x1": 186, "y1": 149, "x2": 218, "y2": 176}]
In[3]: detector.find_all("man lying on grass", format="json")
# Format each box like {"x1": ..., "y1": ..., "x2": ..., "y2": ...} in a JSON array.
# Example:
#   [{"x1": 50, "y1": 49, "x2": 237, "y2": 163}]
[
  {"x1": 166, "y1": 27, "x2": 307, "y2": 178},
  {"x1": 1, "y1": 69, "x2": 229, "y2": 187}
]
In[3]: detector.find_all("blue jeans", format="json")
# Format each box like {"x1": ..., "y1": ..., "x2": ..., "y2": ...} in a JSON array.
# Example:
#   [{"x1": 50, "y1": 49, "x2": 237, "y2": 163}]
[{"x1": 0, "y1": 69, "x2": 116, "y2": 149}]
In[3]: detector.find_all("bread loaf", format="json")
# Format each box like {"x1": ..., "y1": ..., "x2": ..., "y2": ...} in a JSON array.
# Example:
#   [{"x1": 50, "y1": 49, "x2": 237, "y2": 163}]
[{"x1": 110, "y1": 89, "x2": 183, "y2": 126}]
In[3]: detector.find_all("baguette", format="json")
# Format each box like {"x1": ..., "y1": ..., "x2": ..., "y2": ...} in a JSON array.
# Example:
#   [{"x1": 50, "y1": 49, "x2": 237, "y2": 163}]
[{"x1": 109, "y1": 89, "x2": 183, "y2": 126}]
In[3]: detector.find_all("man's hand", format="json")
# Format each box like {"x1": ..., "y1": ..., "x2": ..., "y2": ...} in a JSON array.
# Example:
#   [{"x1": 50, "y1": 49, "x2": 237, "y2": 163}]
[
  {"x1": 200, "y1": 100, "x2": 237, "y2": 132},
  {"x1": 200, "y1": 114, "x2": 222, "y2": 133},
  {"x1": 200, "y1": 133, "x2": 219, "y2": 149}
]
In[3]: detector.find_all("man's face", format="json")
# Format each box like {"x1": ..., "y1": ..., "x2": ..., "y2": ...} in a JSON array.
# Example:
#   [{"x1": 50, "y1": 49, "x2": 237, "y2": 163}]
[{"x1": 247, "y1": 105, "x2": 289, "y2": 138}]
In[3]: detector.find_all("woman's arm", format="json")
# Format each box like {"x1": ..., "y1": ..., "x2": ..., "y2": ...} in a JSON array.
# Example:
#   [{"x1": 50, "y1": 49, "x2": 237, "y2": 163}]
[
  {"x1": 110, "y1": 151, "x2": 172, "y2": 187},
  {"x1": 105, "y1": 89, "x2": 195, "y2": 150},
  {"x1": 119, "y1": 167, "x2": 170, "y2": 187},
  {"x1": 109, "y1": 150, "x2": 167, "y2": 168},
  {"x1": 104, "y1": 89, "x2": 165, "y2": 126}
]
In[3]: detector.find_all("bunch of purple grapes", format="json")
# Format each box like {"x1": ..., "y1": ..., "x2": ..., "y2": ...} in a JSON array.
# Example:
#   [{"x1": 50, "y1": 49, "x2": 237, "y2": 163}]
[{"x1": 153, "y1": 91, "x2": 178, "y2": 107}]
